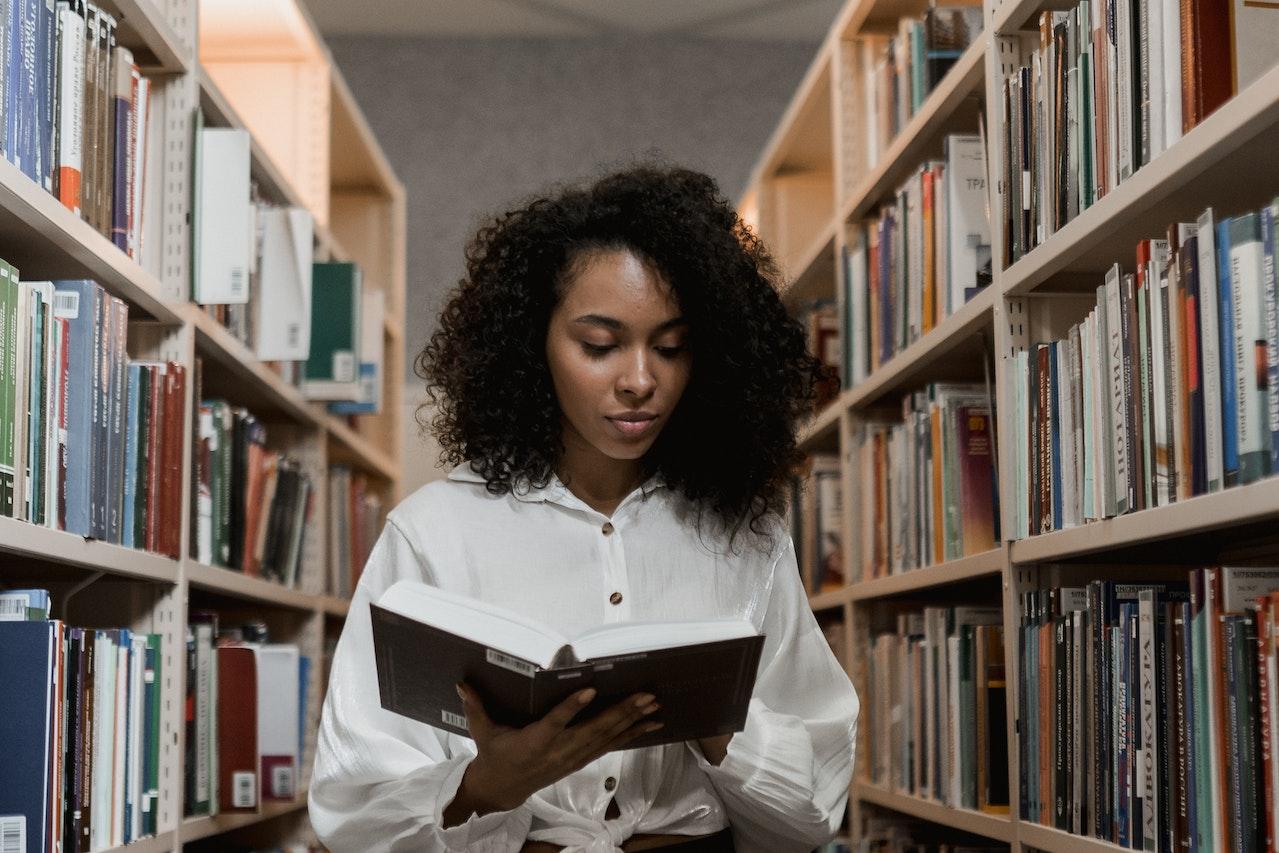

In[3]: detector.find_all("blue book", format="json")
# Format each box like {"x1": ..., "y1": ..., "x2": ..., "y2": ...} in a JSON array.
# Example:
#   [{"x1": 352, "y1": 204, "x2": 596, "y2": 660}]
[
  {"x1": 11, "y1": 0, "x2": 42, "y2": 183},
  {"x1": 1262, "y1": 203, "x2": 1279, "y2": 471},
  {"x1": 34, "y1": 0, "x2": 54, "y2": 191},
  {"x1": 298, "y1": 654, "x2": 311, "y2": 764},
  {"x1": 0, "y1": 620, "x2": 58, "y2": 853},
  {"x1": 121, "y1": 363, "x2": 140, "y2": 547},
  {"x1": 1217, "y1": 217, "x2": 1239, "y2": 487},
  {"x1": 52, "y1": 281, "x2": 101, "y2": 538}
]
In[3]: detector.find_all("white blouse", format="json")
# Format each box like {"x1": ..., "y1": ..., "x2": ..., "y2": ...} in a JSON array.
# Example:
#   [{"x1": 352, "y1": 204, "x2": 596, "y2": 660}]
[{"x1": 309, "y1": 463, "x2": 859, "y2": 853}]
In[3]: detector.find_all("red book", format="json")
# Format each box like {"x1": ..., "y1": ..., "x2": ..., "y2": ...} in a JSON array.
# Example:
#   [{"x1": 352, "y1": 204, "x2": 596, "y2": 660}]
[
  {"x1": 956, "y1": 405, "x2": 996, "y2": 556},
  {"x1": 162, "y1": 363, "x2": 186, "y2": 558},
  {"x1": 217, "y1": 645, "x2": 259, "y2": 813}
]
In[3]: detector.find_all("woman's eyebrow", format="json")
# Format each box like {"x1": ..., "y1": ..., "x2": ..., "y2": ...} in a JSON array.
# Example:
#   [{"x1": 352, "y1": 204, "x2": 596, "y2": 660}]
[{"x1": 571, "y1": 314, "x2": 687, "y2": 331}]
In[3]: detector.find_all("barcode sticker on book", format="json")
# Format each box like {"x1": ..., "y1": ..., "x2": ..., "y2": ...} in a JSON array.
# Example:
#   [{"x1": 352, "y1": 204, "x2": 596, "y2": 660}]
[
  {"x1": 0, "y1": 594, "x2": 30, "y2": 621},
  {"x1": 0, "y1": 816, "x2": 25, "y2": 853},
  {"x1": 486, "y1": 648, "x2": 535, "y2": 677},
  {"x1": 287, "y1": 324, "x2": 300, "y2": 348},
  {"x1": 332, "y1": 351, "x2": 355, "y2": 383},
  {"x1": 441, "y1": 709, "x2": 468, "y2": 729},
  {"x1": 271, "y1": 765, "x2": 295, "y2": 798},
  {"x1": 232, "y1": 772, "x2": 256, "y2": 808},
  {"x1": 229, "y1": 267, "x2": 245, "y2": 298},
  {"x1": 53, "y1": 290, "x2": 80, "y2": 319}
]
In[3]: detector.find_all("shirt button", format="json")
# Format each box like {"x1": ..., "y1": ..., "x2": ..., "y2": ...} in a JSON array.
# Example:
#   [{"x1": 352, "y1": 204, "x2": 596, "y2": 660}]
[
  {"x1": 609, "y1": 591, "x2": 623, "y2": 605},
  {"x1": 604, "y1": 776, "x2": 617, "y2": 791},
  {"x1": 602, "y1": 522, "x2": 614, "y2": 535}
]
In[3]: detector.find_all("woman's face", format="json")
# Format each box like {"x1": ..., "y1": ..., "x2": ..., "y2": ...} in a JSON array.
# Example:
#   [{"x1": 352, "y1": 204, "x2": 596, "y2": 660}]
[{"x1": 545, "y1": 248, "x2": 692, "y2": 463}]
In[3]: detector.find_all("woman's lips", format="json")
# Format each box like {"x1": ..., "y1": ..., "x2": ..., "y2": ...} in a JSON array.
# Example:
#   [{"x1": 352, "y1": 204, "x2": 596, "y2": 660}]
[{"x1": 606, "y1": 415, "x2": 658, "y2": 438}]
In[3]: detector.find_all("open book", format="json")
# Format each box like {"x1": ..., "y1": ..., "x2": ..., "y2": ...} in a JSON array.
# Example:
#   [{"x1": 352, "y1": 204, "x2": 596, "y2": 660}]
[{"x1": 370, "y1": 580, "x2": 765, "y2": 748}]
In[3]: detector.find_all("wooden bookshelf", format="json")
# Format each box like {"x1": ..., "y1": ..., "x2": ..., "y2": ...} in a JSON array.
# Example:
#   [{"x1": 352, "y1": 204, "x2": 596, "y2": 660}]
[
  {"x1": 0, "y1": 0, "x2": 404, "y2": 849},
  {"x1": 742, "y1": 0, "x2": 1279, "y2": 846}
]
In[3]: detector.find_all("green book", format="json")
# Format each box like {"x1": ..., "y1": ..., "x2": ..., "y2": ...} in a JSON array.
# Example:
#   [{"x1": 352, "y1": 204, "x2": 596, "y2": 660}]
[{"x1": 303, "y1": 262, "x2": 362, "y2": 401}]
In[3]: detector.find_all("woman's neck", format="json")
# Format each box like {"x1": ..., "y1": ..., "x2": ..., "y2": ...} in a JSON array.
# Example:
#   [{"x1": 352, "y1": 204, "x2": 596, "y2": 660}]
[{"x1": 556, "y1": 434, "x2": 646, "y2": 518}]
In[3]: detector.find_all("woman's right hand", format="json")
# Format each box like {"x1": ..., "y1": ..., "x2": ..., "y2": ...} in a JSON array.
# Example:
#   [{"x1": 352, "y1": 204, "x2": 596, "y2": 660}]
[{"x1": 441, "y1": 683, "x2": 662, "y2": 826}]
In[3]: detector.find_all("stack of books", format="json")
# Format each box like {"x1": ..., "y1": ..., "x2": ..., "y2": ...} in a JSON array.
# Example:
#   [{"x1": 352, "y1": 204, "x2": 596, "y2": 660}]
[
  {"x1": 193, "y1": 394, "x2": 315, "y2": 584},
  {"x1": 855, "y1": 383, "x2": 998, "y2": 579},
  {"x1": 184, "y1": 611, "x2": 308, "y2": 817},
  {"x1": 0, "y1": 276, "x2": 187, "y2": 557},
  {"x1": 0, "y1": 589, "x2": 163, "y2": 852},
  {"x1": 1004, "y1": 199, "x2": 1279, "y2": 537},
  {"x1": 843, "y1": 135, "x2": 991, "y2": 384},
  {"x1": 1018, "y1": 568, "x2": 1279, "y2": 850},
  {"x1": 327, "y1": 464, "x2": 384, "y2": 599},
  {"x1": 866, "y1": 605, "x2": 1010, "y2": 814}
]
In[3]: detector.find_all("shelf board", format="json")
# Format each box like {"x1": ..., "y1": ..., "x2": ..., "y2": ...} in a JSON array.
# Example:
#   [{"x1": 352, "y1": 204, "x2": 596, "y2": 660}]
[
  {"x1": 183, "y1": 305, "x2": 321, "y2": 428},
  {"x1": 0, "y1": 517, "x2": 179, "y2": 583},
  {"x1": 850, "y1": 547, "x2": 1005, "y2": 600},
  {"x1": 841, "y1": 37, "x2": 985, "y2": 224},
  {"x1": 809, "y1": 586, "x2": 851, "y2": 610},
  {"x1": 798, "y1": 393, "x2": 848, "y2": 452},
  {"x1": 196, "y1": 65, "x2": 346, "y2": 261},
  {"x1": 186, "y1": 561, "x2": 319, "y2": 611},
  {"x1": 330, "y1": 64, "x2": 403, "y2": 196},
  {"x1": 999, "y1": 62, "x2": 1279, "y2": 296},
  {"x1": 1017, "y1": 821, "x2": 1130, "y2": 853},
  {"x1": 180, "y1": 793, "x2": 308, "y2": 842},
  {"x1": 837, "y1": 0, "x2": 936, "y2": 37},
  {"x1": 781, "y1": 220, "x2": 839, "y2": 309},
  {"x1": 853, "y1": 782, "x2": 1014, "y2": 842},
  {"x1": 1011, "y1": 475, "x2": 1279, "y2": 563},
  {"x1": 112, "y1": 0, "x2": 191, "y2": 73},
  {"x1": 325, "y1": 415, "x2": 398, "y2": 482},
  {"x1": 99, "y1": 830, "x2": 179, "y2": 853},
  {"x1": 0, "y1": 155, "x2": 180, "y2": 324},
  {"x1": 847, "y1": 284, "x2": 996, "y2": 411},
  {"x1": 992, "y1": 0, "x2": 1081, "y2": 34},
  {"x1": 321, "y1": 595, "x2": 351, "y2": 618}
]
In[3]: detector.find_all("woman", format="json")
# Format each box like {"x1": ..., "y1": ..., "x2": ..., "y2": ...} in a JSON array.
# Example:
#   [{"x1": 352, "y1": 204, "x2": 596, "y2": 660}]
[{"x1": 309, "y1": 165, "x2": 859, "y2": 852}]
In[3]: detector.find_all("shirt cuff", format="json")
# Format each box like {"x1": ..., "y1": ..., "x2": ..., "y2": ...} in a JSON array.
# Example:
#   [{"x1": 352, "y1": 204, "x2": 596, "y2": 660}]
[{"x1": 431, "y1": 756, "x2": 530, "y2": 851}]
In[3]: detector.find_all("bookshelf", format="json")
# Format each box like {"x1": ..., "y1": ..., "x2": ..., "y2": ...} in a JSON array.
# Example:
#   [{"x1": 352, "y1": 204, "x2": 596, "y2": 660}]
[
  {"x1": 0, "y1": 0, "x2": 405, "y2": 849},
  {"x1": 744, "y1": 0, "x2": 1279, "y2": 846}
]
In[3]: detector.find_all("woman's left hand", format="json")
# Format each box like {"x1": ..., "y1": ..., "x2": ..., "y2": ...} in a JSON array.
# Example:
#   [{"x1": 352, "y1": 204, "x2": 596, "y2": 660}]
[{"x1": 696, "y1": 734, "x2": 733, "y2": 766}]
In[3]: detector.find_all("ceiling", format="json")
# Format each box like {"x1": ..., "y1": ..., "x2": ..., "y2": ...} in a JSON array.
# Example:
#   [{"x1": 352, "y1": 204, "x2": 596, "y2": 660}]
[{"x1": 305, "y1": 0, "x2": 842, "y2": 41}]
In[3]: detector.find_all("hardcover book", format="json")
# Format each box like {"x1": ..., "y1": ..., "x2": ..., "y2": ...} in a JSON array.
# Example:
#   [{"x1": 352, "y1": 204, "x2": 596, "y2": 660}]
[{"x1": 371, "y1": 580, "x2": 764, "y2": 749}]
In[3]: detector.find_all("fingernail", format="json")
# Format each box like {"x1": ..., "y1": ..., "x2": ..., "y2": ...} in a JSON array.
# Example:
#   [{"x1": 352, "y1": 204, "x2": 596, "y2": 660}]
[
  {"x1": 642, "y1": 702, "x2": 660, "y2": 715},
  {"x1": 634, "y1": 694, "x2": 655, "y2": 708},
  {"x1": 579, "y1": 688, "x2": 597, "y2": 705},
  {"x1": 456, "y1": 684, "x2": 466, "y2": 702},
  {"x1": 645, "y1": 722, "x2": 664, "y2": 732}
]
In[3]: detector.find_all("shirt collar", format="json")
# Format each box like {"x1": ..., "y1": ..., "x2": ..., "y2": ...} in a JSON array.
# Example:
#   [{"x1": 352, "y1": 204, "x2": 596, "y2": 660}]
[{"x1": 446, "y1": 462, "x2": 667, "y2": 507}]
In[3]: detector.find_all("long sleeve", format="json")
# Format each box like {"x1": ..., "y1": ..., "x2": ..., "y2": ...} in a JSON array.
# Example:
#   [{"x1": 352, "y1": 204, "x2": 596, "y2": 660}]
[
  {"x1": 686, "y1": 536, "x2": 859, "y2": 853},
  {"x1": 308, "y1": 520, "x2": 533, "y2": 852}
]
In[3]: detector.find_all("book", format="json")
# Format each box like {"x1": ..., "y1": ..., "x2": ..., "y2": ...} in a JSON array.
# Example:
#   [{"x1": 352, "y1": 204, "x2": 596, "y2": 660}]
[
  {"x1": 191, "y1": 126, "x2": 251, "y2": 305},
  {"x1": 328, "y1": 288, "x2": 385, "y2": 416},
  {"x1": 302, "y1": 262, "x2": 362, "y2": 401},
  {"x1": 252, "y1": 205, "x2": 314, "y2": 361},
  {"x1": 370, "y1": 580, "x2": 764, "y2": 748}
]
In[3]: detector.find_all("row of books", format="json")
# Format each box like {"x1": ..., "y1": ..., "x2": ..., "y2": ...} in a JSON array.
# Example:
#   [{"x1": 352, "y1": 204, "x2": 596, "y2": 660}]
[
  {"x1": 998, "y1": 0, "x2": 1278, "y2": 267},
  {"x1": 192, "y1": 125, "x2": 384, "y2": 412},
  {"x1": 1004, "y1": 200, "x2": 1279, "y2": 537},
  {"x1": 184, "y1": 612, "x2": 308, "y2": 817},
  {"x1": 327, "y1": 464, "x2": 383, "y2": 600},
  {"x1": 858, "y1": 5, "x2": 983, "y2": 168},
  {"x1": 193, "y1": 400, "x2": 315, "y2": 584},
  {"x1": 854, "y1": 383, "x2": 998, "y2": 579},
  {"x1": 842, "y1": 134, "x2": 992, "y2": 388},
  {"x1": 0, "y1": 275, "x2": 186, "y2": 557},
  {"x1": 0, "y1": 590, "x2": 162, "y2": 853},
  {"x1": 800, "y1": 299, "x2": 841, "y2": 409},
  {"x1": 1019, "y1": 568, "x2": 1279, "y2": 852},
  {"x1": 790, "y1": 453, "x2": 845, "y2": 595},
  {"x1": 866, "y1": 606, "x2": 1010, "y2": 813},
  {"x1": 4, "y1": 1, "x2": 151, "y2": 258}
]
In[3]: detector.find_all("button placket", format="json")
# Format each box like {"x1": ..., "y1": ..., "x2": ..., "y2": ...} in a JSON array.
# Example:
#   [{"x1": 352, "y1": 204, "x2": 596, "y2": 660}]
[{"x1": 599, "y1": 517, "x2": 630, "y2": 622}]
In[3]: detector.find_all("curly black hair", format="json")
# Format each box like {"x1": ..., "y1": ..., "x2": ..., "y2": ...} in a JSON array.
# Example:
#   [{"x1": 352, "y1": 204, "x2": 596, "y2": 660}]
[{"x1": 416, "y1": 163, "x2": 826, "y2": 549}]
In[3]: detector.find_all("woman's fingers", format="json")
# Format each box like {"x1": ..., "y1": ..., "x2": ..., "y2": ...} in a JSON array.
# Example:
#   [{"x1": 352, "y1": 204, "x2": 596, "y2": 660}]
[
  {"x1": 533, "y1": 687, "x2": 598, "y2": 733},
  {"x1": 456, "y1": 683, "x2": 495, "y2": 741},
  {"x1": 563, "y1": 694, "x2": 660, "y2": 765}
]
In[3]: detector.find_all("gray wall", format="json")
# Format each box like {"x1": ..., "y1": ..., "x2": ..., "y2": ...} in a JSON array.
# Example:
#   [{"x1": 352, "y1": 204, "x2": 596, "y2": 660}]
[{"x1": 326, "y1": 36, "x2": 819, "y2": 488}]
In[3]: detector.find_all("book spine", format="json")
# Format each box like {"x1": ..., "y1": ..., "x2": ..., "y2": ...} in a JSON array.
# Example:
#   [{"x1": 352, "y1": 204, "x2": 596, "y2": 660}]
[{"x1": 1262, "y1": 202, "x2": 1279, "y2": 473}]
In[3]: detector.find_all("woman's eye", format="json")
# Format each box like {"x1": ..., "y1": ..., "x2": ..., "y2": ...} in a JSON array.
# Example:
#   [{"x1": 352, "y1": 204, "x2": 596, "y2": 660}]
[
  {"x1": 656, "y1": 344, "x2": 687, "y2": 358},
  {"x1": 581, "y1": 343, "x2": 615, "y2": 356}
]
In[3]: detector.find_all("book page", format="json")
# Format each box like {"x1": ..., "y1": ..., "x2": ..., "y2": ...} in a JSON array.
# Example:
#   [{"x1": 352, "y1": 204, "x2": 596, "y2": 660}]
[
  {"x1": 376, "y1": 581, "x2": 568, "y2": 668},
  {"x1": 570, "y1": 619, "x2": 757, "y2": 662}
]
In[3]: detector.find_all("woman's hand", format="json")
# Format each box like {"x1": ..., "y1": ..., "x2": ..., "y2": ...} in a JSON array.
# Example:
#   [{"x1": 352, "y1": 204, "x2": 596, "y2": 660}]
[
  {"x1": 696, "y1": 734, "x2": 733, "y2": 766},
  {"x1": 442, "y1": 683, "x2": 662, "y2": 827}
]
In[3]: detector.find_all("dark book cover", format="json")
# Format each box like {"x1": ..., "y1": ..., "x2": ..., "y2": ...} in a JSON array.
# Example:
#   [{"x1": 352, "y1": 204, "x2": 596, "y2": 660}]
[
  {"x1": 981, "y1": 624, "x2": 1010, "y2": 811},
  {"x1": 0, "y1": 620, "x2": 58, "y2": 853},
  {"x1": 228, "y1": 407, "x2": 250, "y2": 569},
  {"x1": 144, "y1": 366, "x2": 163, "y2": 554},
  {"x1": 371, "y1": 603, "x2": 764, "y2": 749},
  {"x1": 1182, "y1": 237, "x2": 1207, "y2": 496},
  {"x1": 216, "y1": 645, "x2": 259, "y2": 812}
]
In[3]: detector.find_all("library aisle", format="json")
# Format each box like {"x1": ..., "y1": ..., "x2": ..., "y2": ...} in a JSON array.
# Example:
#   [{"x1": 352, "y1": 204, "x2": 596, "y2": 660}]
[
  {"x1": 767, "y1": 0, "x2": 1279, "y2": 848},
  {"x1": 0, "y1": 0, "x2": 403, "y2": 850}
]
